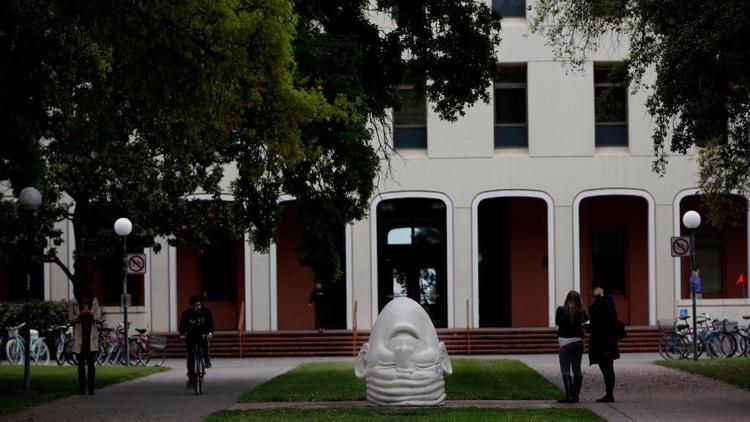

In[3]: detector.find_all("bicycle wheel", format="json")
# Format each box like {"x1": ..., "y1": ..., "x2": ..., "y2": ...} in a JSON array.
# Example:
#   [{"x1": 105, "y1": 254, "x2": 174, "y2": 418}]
[
  {"x1": 54, "y1": 337, "x2": 65, "y2": 365},
  {"x1": 716, "y1": 332, "x2": 736, "y2": 357},
  {"x1": 683, "y1": 336, "x2": 705, "y2": 360},
  {"x1": 659, "y1": 332, "x2": 687, "y2": 360},
  {"x1": 736, "y1": 332, "x2": 750, "y2": 357},
  {"x1": 193, "y1": 349, "x2": 204, "y2": 395},
  {"x1": 33, "y1": 341, "x2": 50, "y2": 365},
  {"x1": 6, "y1": 339, "x2": 22, "y2": 365},
  {"x1": 138, "y1": 343, "x2": 153, "y2": 366},
  {"x1": 705, "y1": 334, "x2": 724, "y2": 358}
]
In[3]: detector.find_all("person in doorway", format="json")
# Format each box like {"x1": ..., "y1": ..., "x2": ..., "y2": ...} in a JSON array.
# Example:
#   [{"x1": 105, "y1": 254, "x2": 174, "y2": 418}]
[
  {"x1": 587, "y1": 287, "x2": 620, "y2": 402},
  {"x1": 69, "y1": 287, "x2": 101, "y2": 395},
  {"x1": 555, "y1": 290, "x2": 588, "y2": 403},
  {"x1": 179, "y1": 295, "x2": 214, "y2": 386},
  {"x1": 308, "y1": 282, "x2": 328, "y2": 333},
  {"x1": 690, "y1": 267, "x2": 703, "y2": 299}
]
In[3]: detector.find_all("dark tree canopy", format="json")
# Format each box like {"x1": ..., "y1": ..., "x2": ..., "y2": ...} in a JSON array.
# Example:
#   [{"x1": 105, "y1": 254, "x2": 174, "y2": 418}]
[
  {"x1": 1, "y1": 0, "x2": 502, "y2": 289},
  {"x1": 529, "y1": 0, "x2": 750, "y2": 224}
]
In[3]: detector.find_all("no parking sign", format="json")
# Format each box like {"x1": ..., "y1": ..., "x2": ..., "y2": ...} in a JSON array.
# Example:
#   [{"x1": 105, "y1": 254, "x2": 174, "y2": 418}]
[{"x1": 126, "y1": 253, "x2": 147, "y2": 275}]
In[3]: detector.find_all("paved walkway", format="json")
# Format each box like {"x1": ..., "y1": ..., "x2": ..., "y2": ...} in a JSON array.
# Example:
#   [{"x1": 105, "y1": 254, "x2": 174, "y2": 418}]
[
  {"x1": 7, "y1": 354, "x2": 750, "y2": 421},
  {"x1": 512, "y1": 353, "x2": 750, "y2": 421}
]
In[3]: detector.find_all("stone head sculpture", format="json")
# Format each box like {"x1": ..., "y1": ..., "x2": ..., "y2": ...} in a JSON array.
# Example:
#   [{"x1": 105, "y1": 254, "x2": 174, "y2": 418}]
[{"x1": 354, "y1": 296, "x2": 452, "y2": 406}]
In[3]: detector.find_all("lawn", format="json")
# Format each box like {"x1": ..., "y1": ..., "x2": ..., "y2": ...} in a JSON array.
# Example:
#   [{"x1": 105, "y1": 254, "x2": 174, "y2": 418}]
[
  {"x1": 655, "y1": 357, "x2": 750, "y2": 390},
  {"x1": 240, "y1": 359, "x2": 561, "y2": 402},
  {"x1": 206, "y1": 408, "x2": 605, "y2": 422},
  {"x1": 0, "y1": 365, "x2": 167, "y2": 416}
]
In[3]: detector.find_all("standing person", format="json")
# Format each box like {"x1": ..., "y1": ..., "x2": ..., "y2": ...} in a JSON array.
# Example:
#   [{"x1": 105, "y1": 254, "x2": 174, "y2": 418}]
[
  {"x1": 179, "y1": 295, "x2": 214, "y2": 387},
  {"x1": 68, "y1": 287, "x2": 101, "y2": 395},
  {"x1": 308, "y1": 282, "x2": 328, "y2": 333},
  {"x1": 555, "y1": 290, "x2": 588, "y2": 403},
  {"x1": 588, "y1": 287, "x2": 620, "y2": 403},
  {"x1": 690, "y1": 267, "x2": 702, "y2": 299}
]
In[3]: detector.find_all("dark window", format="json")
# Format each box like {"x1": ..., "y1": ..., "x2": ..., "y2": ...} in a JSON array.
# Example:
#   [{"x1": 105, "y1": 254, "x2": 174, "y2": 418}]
[
  {"x1": 591, "y1": 229, "x2": 626, "y2": 295},
  {"x1": 494, "y1": 65, "x2": 528, "y2": 147},
  {"x1": 695, "y1": 228, "x2": 722, "y2": 295},
  {"x1": 199, "y1": 240, "x2": 236, "y2": 300},
  {"x1": 595, "y1": 64, "x2": 628, "y2": 146},
  {"x1": 394, "y1": 85, "x2": 427, "y2": 149},
  {"x1": 493, "y1": 0, "x2": 526, "y2": 18}
]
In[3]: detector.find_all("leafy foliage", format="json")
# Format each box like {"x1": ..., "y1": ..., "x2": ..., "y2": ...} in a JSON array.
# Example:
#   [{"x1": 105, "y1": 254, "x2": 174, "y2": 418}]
[
  {"x1": 1, "y1": 0, "x2": 503, "y2": 288},
  {"x1": 0, "y1": 299, "x2": 74, "y2": 332},
  {"x1": 529, "y1": 0, "x2": 750, "y2": 224}
]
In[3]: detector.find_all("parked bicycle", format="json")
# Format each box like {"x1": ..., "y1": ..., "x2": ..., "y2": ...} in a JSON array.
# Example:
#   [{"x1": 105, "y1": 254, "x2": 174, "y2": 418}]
[
  {"x1": 5, "y1": 323, "x2": 50, "y2": 365},
  {"x1": 51, "y1": 324, "x2": 77, "y2": 365},
  {"x1": 130, "y1": 328, "x2": 167, "y2": 367}
]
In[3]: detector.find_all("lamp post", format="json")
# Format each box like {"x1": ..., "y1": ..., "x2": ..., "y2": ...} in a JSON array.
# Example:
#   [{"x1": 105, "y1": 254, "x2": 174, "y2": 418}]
[
  {"x1": 113, "y1": 217, "x2": 132, "y2": 366},
  {"x1": 18, "y1": 187, "x2": 42, "y2": 390},
  {"x1": 682, "y1": 210, "x2": 701, "y2": 361}
]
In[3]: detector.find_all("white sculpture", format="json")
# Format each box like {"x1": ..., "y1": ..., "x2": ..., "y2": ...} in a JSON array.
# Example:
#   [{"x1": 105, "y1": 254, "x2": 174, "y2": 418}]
[{"x1": 354, "y1": 296, "x2": 452, "y2": 406}]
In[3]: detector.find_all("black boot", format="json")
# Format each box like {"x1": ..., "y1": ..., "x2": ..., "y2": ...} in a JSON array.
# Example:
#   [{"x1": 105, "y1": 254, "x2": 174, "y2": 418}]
[
  {"x1": 77, "y1": 357, "x2": 86, "y2": 395},
  {"x1": 557, "y1": 375, "x2": 573, "y2": 403},
  {"x1": 597, "y1": 361, "x2": 615, "y2": 402},
  {"x1": 571, "y1": 374, "x2": 583, "y2": 403},
  {"x1": 87, "y1": 364, "x2": 96, "y2": 395}
]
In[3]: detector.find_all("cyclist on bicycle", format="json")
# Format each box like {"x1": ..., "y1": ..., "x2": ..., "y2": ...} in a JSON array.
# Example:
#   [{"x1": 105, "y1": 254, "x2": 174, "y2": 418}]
[{"x1": 179, "y1": 295, "x2": 214, "y2": 386}]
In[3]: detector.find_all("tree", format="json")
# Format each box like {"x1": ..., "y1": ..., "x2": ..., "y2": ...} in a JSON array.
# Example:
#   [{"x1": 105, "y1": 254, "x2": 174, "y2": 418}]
[
  {"x1": 529, "y1": 0, "x2": 750, "y2": 224},
  {"x1": 1, "y1": 0, "x2": 325, "y2": 292},
  {"x1": 1, "y1": 0, "x2": 503, "y2": 291},
  {"x1": 279, "y1": 0, "x2": 502, "y2": 282}
]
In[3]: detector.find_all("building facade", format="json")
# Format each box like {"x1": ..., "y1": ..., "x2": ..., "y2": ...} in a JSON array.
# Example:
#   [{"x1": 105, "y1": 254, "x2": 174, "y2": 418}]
[{"x1": 4, "y1": 0, "x2": 749, "y2": 333}]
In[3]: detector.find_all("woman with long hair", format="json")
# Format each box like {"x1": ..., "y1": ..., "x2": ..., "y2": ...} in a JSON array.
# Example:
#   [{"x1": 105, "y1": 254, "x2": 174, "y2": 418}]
[
  {"x1": 69, "y1": 287, "x2": 101, "y2": 395},
  {"x1": 555, "y1": 290, "x2": 588, "y2": 403}
]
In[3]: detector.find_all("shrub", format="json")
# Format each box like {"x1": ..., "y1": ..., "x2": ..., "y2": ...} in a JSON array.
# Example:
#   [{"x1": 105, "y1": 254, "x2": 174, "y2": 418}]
[{"x1": 0, "y1": 299, "x2": 74, "y2": 333}]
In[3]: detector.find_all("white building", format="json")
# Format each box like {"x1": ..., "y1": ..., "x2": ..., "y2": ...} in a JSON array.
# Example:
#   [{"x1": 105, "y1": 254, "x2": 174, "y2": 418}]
[{"x1": 3, "y1": 0, "x2": 748, "y2": 334}]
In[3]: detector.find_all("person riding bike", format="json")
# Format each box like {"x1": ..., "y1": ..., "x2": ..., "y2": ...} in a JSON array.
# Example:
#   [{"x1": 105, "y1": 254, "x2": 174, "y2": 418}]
[{"x1": 179, "y1": 295, "x2": 214, "y2": 386}]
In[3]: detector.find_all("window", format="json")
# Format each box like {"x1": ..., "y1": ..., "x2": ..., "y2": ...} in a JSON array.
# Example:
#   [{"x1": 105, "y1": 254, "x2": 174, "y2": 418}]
[
  {"x1": 594, "y1": 64, "x2": 628, "y2": 146},
  {"x1": 492, "y1": 0, "x2": 526, "y2": 18},
  {"x1": 591, "y1": 229, "x2": 626, "y2": 295},
  {"x1": 394, "y1": 82, "x2": 427, "y2": 149},
  {"x1": 494, "y1": 65, "x2": 527, "y2": 147},
  {"x1": 199, "y1": 240, "x2": 237, "y2": 300}
]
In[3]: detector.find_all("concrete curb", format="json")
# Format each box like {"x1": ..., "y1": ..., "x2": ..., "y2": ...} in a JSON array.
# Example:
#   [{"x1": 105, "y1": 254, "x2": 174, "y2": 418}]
[{"x1": 229, "y1": 400, "x2": 581, "y2": 410}]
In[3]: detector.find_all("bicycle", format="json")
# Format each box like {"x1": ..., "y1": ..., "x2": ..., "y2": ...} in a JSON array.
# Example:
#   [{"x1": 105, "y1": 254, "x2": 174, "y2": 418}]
[
  {"x1": 187, "y1": 334, "x2": 208, "y2": 395},
  {"x1": 51, "y1": 325, "x2": 77, "y2": 365},
  {"x1": 5, "y1": 323, "x2": 50, "y2": 365},
  {"x1": 131, "y1": 328, "x2": 167, "y2": 367}
]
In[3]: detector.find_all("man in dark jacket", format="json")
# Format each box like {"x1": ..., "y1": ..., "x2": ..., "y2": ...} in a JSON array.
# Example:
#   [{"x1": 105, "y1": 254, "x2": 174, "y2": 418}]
[
  {"x1": 179, "y1": 295, "x2": 214, "y2": 385},
  {"x1": 588, "y1": 287, "x2": 620, "y2": 402}
]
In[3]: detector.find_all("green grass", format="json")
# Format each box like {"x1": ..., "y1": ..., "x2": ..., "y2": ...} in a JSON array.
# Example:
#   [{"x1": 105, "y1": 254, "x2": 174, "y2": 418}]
[
  {"x1": 655, "y1": 357, "x2": 750, "y2": 390},
  {"x1": 240, "y1": 359, "x2": 561, "y2": 402},
  {"x1": 206, "y1": 408, "x2": 605, "y2": 422},
  {"x1": 0, "y1": 365, "x2": 167, "y2": 416}
]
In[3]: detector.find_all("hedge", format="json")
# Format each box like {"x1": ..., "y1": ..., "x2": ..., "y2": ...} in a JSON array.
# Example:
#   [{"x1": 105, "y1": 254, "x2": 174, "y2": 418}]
[{"x1": 0, "y1": 299, "x2": 74, "y2": 334}]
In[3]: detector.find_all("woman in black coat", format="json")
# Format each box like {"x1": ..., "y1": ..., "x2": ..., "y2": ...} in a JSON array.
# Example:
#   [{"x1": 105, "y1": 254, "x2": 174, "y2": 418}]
[{"x1": 588, "y1": 287, "x2": 620, "y2": 402}]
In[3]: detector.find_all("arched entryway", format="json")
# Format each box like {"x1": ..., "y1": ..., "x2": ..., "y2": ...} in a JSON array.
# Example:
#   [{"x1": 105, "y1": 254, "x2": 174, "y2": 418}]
[
  {"x1": 372, "y1": 194, "x2": 451, "y2": 328},
  {"x1": 472, "y1": 193, "x2": 552, "y2": 327},
  {"x1": 575, "y1": 192, "x2": 652, "y2": 325},
  {"x1": 677, "y1": 193, "x2": 748, "y2": 299},
  {"x1": 176, "y1": 238, "x2": 244, "y2": 331},
  {"x1": 274, "y1": 200, "x2": 347, "y2": 330}
]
